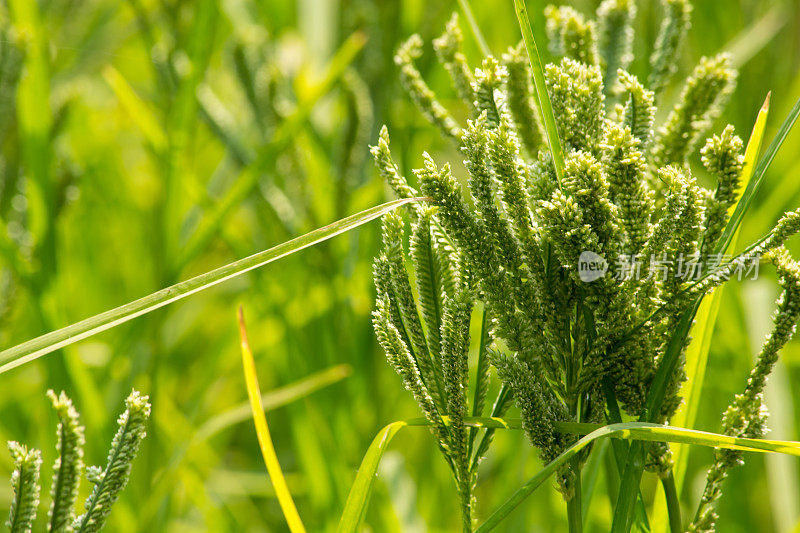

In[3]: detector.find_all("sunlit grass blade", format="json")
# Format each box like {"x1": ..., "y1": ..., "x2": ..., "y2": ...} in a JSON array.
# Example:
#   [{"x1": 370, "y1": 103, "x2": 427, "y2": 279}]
[
  {"x1": 475, "y1": 422, "x2": 800, "y2": 532},
  {"x1": 716, "y1": 94, "x2": 800, "y2": 255},
  {"x1": 651, "y1": 94, "x2": 770, "y2": 533},
  {"x1": 336, "y1": 421, "x2": 409, "y2": 533},
  {"x1": 513, "y1": 0, "x2": 565, "y2": 184},
  {"x1": 8, "y1": 0, "x2": 52, "y2": 246},
  {"x1": 195, "y1": 364, "x2": 352, "y2": 441},
  {"x1": 724, "y1": 6, "x2": 787, "y2": 69},
  {"x1": 670, "y1": 92, "x2": 770, "y2": 487},
  {"x1": 176, "y1": 31, "x2": 367, "y2": 271},
  {"x1": 102, "y1": 65, "x2": 168, "y2": 153},
  {"x1": 238, "y1": 307, "x2": 307, "y2": 533},
  {"x1": 457, "y1": 0, "x2": 490, "y2": 56},
  {"x1": 0, "y1": 198, "x2": 421, "y2": 375}
]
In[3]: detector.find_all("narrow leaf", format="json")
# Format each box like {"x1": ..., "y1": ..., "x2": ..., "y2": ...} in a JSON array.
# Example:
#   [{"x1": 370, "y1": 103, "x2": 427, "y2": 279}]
[
  {"x1": 513, "y1": 0, "x2": 566, "y2": 184},
  {"x1": 670, "y1": 93, "x2": 770, "y2": 489},
  {"x1": 717, "y1": 94, "x2": 800, "y2": 255},
  {"x1": 336, "y1": 421, "x2": 408, "y2": 533},
  {"x1": 238, "y1": 308, "x2": 306, "y2": 533},
  {"x1": 0, "y1": 198, "x2": 421, "y2": 375},
  {"x1": 475, "y1": 421, "x2": 800, "y2": 532},
  {"x1": 102, "y1": 65, "x2": 168, "y2": 153}
]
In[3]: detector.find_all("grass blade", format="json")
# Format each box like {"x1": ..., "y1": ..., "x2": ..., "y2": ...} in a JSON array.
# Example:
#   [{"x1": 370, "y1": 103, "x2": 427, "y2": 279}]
[
  {"x1": 513, "y1": 0, "x2": 565, "y2": 184},
  {"x1": 176, "y1": 31, "x2": 367, "y2": 271},
  {"x1": 457, "y1": 0, "x2": 490, "y2": 56},
  {"x1": 8, "y1": 0, "x2": 52, "y2": 246},
  {"x1": 102, "y1": 65, "x2": 168, "y2": 153},
  {"x1": 195, "y1": 364, "x2": 352, "y2": 441},
  {"x1": 336, "y1": 416, "x2": 800, "y2": 533},
  {"x1": 0, "y1": 198, "x2": 421, "y2": 375},
  {"x1": 671, "y1": 93, "x2": 770, "y2": 487},
  {"x1": 716, "y1": 94, "x2": 800, "y2": 255},
  {"x1": 238, "y1": 308, "x2": 307, "y2": 533},
  {"x1": 475, "y1": 422, "x2": 800, "y2": 532},
  {"x1": 336, "y1": 421, "x2": 409, "y2": 533}
]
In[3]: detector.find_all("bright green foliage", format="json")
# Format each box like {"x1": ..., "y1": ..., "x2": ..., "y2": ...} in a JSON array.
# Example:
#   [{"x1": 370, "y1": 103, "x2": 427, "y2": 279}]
[
  {"x1": 649, "y1": 0, "x2": 692, "y2": 96},
  {"x1": 545, "y1": 5, "x2": 599, "y2": 66},
  {"x1": 48, "y1": 390, "x2": 85, "y2": 533},
  {"x1": 689, "y1": 248, "x2": 800, "y2": 533},
  {"x1": 596, "y1": 0, "x2": 635, "y2": 93},
  {"x1": 653, "y1": 54, "x2": 737, "y2": 168},
  {"x1": 7, "y1": 442, "x2": 41, "y2": 533},
  {"x1": 73, "y1": 391, "x2": 151, "y2": 533}
]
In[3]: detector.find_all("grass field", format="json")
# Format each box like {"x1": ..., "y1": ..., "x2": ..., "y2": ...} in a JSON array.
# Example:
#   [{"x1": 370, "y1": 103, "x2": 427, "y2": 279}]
[{"x1": 1, "y1": 0, "x2": 800, "y2": 531}]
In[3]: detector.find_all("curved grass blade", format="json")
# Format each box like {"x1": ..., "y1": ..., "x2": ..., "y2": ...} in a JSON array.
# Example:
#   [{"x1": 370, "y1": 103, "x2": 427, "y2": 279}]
[
  {"x1": 0, "y1": 198, "x2": 421, "y2": 375},
  {"x1": 238, "y1": 308, "x2": 307, "y2": 533},
  {"x1": 513, "y1": 0, "x2": 565, "y2": 185},
  {"x1": 669, "y1": 93, "x2": 770, "y2": 491},
  {"x1": 176, "y1": 31, "x2": 367, "y2": 270},
  {"x1": 338, "y1": 416, "x2": 800, "y2": 533},
  {"x1": 102, "y1": 66, "x2": 168, "y2": 153},
  {"x1": 457, "y1": 0, "x2": 490, "y2": 56},
  {"x1": 336, "y1": 421, "x2": 409, "y2": 533},
  {"x1": 475, "y1": 422, "x2": 800, "y2": 533},
  {"x1": 195, "y1": 364, "x2": 352, "y2": 442},
  {"x1": 716, "y1": 94, "x2": 800, "y2": 255}
]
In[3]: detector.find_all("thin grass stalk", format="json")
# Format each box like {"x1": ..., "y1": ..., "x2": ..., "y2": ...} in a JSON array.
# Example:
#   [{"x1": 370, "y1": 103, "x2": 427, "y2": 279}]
[{"x1": 512, "y1": 0, "x2": 566, "y2": 184}]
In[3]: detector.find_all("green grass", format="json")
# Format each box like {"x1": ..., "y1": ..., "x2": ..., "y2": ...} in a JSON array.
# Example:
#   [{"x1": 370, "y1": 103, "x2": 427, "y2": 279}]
[{"x1": 0, "y1": 0, "x2": 800, "y2": 532}]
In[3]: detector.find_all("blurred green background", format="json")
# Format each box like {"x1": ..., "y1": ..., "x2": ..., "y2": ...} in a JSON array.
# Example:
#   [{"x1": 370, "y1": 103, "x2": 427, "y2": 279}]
[{"x1": 0, "y1": 0, "x2": 799, "y2": 531}]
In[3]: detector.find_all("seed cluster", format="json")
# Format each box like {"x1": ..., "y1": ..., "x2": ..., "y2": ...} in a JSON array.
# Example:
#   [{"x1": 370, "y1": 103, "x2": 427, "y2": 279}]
[{"x1": 373, "y1": 2, "x2": 800, "y2": 530}]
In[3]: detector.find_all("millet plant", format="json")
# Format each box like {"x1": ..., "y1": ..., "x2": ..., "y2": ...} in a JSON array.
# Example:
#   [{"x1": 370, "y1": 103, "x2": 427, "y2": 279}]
[
  {"x1": 5, "y1": 390, "x2": 150, "y2": 533},
  {"x1": 371, "y1": 0, "x2": 800, "y2": 531}
]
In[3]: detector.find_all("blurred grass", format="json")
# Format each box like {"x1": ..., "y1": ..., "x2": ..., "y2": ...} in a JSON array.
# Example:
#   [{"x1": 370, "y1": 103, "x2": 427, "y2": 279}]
[{"x1": 0, "y1": 0, "x2": 798, "y2": 531}]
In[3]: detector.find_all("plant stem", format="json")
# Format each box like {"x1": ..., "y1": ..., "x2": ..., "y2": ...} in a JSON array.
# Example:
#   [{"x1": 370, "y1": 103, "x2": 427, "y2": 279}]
[
  {"x1": 567, "y1": 459, "x2": 583, "y2": 533},
  {"x1": 611, "y1": 441, "x2": 646, "y2": 533},
  {"x1": 661, "y1": 471, "x2": 683, "y2": 533},
  {"x1": 459, "y1": 480, "x2": 473, "y2": 532}
]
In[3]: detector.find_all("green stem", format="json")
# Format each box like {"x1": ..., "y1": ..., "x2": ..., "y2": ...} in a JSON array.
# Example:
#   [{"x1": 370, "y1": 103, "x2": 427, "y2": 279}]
[
  {"x1": 459, "y1": 479, "x2": 473, "y2": 532},
  {"x1": 513, "y1": 0, "x2": 566, "y2": 185},
  {"x1": 661, "y1": 471, "x2": 683, "y2": 533},
  {"x1": 611, "y1": 441, "x2": 646, "y2": 533},
  {"x1": 567, "y1": 458, "x2": 583, "y2": 533}
]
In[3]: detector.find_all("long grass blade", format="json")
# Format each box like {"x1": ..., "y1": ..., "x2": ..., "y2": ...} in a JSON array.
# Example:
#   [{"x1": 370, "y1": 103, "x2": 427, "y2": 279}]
[
  {"x1": 176, "y1": 31, "x2": 367, "y2": 270},
  {"x1": 475, "y1": 422, "x2": 800, "y2": 532},
  {"x1": 0, "y1": 198, "x2": 421, "y2": 375},
  {"x1": 195, "y1": 364, "x2": 352, "y2": 441},
  {"x1": 457, "y1": 0, "x2": 490, "y2": 56},
  {"x1": 337, "y1": 415, "x2": 800, "y2": 532},
  {"x1": 8, "y1": 0, "x2": 52, "y2": 246},
  {"x1": 670, "y1": 93, "x2": 770, "y2": 489},
  {"x1": 513, "y1": 0, "x2": 565, "y2": 184},
  {"x1": 102, "y1": 65, "x2": 168, "y2": 153},
  {"x1": 336, "y1": 421, "x2": 409, "y2": 533},
  {"x1": 716, "y1": 94, "x2": 800, "y2": 255},
  {"x1": 238, "y1": 308, "x2": 307, "y2": 533}
]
